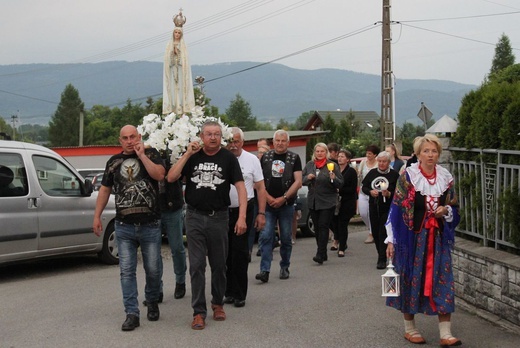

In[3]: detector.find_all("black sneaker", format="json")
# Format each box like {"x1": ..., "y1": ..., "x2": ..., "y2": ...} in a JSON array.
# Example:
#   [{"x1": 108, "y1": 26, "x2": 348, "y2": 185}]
[
  {"x1": 255, "y1": 271, "x2": 269, "y2": 283},
  {"x1": 279, "y1": 268, "x2": 290, "y2": 280},
  {"x1": 121, "y1": 314, "x2": 140, "y2": 331},
  {"x1": 174, "y1": 283, "x2": 186, "y2": 299},
  {"x1": 224, "y1": 296, "x2": 235, "y2": 304},
  {"x1": 147, "y1": 302, "x2": 160, "y2": 321},
  {"x1": 234, "y1": 299, "x2": 246, "y2": 308}
]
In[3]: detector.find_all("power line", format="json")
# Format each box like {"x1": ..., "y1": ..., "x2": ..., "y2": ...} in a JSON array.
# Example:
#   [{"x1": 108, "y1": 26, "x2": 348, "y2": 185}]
[
  {"x1": 204, "y1": 24, "x2": 380, "y2": 83},
  {"x1": 397, "y1": 10, "x2": 520, "y2": 23},
  {"x1": 0, "y1": 0, "x2": 314, "y2": 95},
  {"x1": 397, "y1": 22, "x2": 520, "y2": 51},
  {"x1": 0, "y1": 89, "x2": 58, "y2": 105},
  {"x1": 0, "y1": 0, "x2": 280, "y2": 74},
  {"x1": 4, "y1": 7, "x2": 520, "y2": 121}
]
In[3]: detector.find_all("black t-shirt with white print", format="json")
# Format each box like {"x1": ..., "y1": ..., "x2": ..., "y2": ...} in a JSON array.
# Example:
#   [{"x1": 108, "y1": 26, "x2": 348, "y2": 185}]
[
  {"x1": 267, "y1": 152, "x2": 302, "y2": 202},
  {"x1": 182, "y1": 148, "x2": 244, "y2": 211},
  {"x1": 101, "y1": 148, "x2": 164, "y2": 223}
]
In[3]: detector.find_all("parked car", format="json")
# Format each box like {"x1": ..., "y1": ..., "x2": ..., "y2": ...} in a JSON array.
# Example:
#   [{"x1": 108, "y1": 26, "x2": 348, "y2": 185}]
[
  {"x1": 84, "y1": 172, "x2": 104, "y2": 191},
  {"x1": 0, "y1": 141, "x2": 118, "y2": 265},
  {"x1": 77, "y1": 168, "x2": 105, "y2": 178},
  {"x1": 296, "y1": 186, "x2": 314, "y2": 237}
]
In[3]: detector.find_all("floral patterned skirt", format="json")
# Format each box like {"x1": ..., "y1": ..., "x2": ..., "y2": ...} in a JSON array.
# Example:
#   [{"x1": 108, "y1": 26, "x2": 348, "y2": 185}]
[{"x1": 386, "y1": 226, "x2": 455, "y2": 315}]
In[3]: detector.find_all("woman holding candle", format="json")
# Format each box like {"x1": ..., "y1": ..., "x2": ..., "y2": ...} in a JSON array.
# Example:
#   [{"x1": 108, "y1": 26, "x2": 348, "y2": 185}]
[
  {"x1": 302, "y1": 143, "x2": 343, "y2": 264},
  {"x1": 361, "y1": 151, "x2": 399, "y2": 269},
  {"x1": 385, "y1": 134, "x2": 461, "y2": 346}
]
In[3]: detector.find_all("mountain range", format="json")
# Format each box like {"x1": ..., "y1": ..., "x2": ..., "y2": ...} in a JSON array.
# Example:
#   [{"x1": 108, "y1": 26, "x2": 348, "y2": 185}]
[{"x1": 0, "y1": 61, "x2": 476, "y2": 127}]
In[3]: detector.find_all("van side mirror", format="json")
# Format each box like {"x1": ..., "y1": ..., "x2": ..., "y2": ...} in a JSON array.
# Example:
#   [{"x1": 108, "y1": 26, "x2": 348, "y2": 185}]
[{"x1": 83, "y1": 179, "x2": 94, "y2": 196}]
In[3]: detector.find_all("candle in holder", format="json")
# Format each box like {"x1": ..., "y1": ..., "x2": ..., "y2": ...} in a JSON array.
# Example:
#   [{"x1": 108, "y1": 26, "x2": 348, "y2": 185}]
[
  {"x1": 326, "y1": 162, "x2": 335, "y2": 183},
  {"x1": 380, "y1": 181, "x2": 388, "y2": 202}
]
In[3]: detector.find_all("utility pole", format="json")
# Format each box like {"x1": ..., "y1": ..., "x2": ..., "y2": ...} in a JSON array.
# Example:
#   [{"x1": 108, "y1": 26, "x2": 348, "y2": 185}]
[
  {"x1": 79, "y1": 111, "x2": 84, "y2": 146},
  {"x1": 11, "y1": 114, "x2": 18, "y2": 141},
  {"x1": 381, "y1": 0, "x2": 394, "y2": 147}
]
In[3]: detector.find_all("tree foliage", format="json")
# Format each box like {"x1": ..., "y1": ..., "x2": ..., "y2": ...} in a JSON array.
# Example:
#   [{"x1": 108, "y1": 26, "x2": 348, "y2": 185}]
[
  {"x1": 0, "y1": 117, "x2": 14, "y2": 140},
  {"x1": 490, "y1": 33, "x2": 515, "y2": 77},
  {"x1": 225, "y1": 94, "x2": 257, "y2": 131},
  {"x1": 294, "y1": 111, "x2": 313, "y2": 130},
  {"x1": 453, "y1": 63, "x2": 520, "y2": 151},
  {"x1": 48, "y1": 84, "x2": 84, "y2": 146},
  {"x1": 397, "y1": 122, "x2": 427, "y2": 156}
]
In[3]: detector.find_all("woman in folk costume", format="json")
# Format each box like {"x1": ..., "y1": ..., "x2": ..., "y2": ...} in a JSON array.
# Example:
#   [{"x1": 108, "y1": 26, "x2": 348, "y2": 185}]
[
  {"x1": 163, "y1": 10, "x2": 195, "y2": 115},
  {"x1": 385, "y1": 134, "x2": 462, "y2": 347}
]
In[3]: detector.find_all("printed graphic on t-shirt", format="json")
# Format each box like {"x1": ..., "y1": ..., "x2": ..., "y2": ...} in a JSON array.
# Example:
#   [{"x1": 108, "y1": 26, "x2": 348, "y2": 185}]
[
  {"x1": 271, "y1": 160, "x2": 285, "y2": 178},
  {"x1": 114, "y1": 158, "x2": 156, "y2": 215},
  {"x1": 191, "y1": 162, "x2": 226, "y2": 190},
  {"x1": 371, "y1": 176, "x2": 390, "y2": 192},
  {"x1": 120, "y1": 158, "x2": 140, "y2": 181}
]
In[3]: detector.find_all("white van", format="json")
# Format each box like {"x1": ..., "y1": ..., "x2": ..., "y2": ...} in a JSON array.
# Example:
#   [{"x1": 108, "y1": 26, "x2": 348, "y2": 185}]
[{"x1": 0, "y1": 140, "x2": 118, "y2": 265}]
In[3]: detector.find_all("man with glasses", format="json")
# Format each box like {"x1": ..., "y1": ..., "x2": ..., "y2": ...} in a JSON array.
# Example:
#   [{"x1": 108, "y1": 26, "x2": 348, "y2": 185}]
[{"x1": 167, "y1": 121, "x2": 247, "y2": 330}]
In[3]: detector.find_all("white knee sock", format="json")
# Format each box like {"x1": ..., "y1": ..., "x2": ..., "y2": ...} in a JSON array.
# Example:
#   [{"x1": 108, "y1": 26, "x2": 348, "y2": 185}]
[
  {"x1": 439, "y1": 321, "x2": 453, "y2": 339},
  {"x1": 404, "y1": 319, "x2": 421, "y2": 336}
]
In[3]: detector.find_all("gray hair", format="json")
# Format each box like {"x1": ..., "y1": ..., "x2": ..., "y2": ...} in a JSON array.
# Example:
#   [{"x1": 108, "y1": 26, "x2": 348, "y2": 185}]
[
  {"x1": 201, "y1": 120, "x2": 222, "y2": 133},
  {"x1": 273, "y1": 129, "x2": 290, "y2": 142},
  {"x1": 230, "y1": 127, "x2": 244, "y2": 141},
  {"x1": 376, "y1": 151, "x2": 391, "y2": 161}
]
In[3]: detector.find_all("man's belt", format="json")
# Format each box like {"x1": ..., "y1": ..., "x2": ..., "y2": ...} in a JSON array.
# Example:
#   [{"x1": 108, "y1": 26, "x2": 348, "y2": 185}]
[{"x1": 187, "y1": 205, "x2": 228, "y2": 216}]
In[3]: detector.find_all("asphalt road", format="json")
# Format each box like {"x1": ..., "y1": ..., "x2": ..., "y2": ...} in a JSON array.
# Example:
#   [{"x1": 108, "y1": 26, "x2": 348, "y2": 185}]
[{"x1": 1, "y1": 224, "x2": 519, "y2": 348}]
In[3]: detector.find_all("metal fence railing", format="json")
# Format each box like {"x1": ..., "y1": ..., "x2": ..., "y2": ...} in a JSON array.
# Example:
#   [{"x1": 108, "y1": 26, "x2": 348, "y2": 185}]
[{"x1": 448, "y1": 147, "x2": 520, "y2": 253}]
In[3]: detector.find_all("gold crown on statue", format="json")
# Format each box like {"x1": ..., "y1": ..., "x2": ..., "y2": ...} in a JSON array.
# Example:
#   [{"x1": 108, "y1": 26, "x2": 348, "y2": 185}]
[{"x1": 173, "y1": 9, "x2": 186, "y2": 28}]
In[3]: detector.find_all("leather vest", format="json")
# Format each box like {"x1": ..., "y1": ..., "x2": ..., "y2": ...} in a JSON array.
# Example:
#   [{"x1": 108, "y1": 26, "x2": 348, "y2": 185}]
[{"x1": 261, "y1": 150, "x2": 298, "y2": 194}]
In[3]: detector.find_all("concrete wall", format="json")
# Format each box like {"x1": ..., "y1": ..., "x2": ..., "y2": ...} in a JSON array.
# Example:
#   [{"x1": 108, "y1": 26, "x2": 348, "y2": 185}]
[{"x1": 453, "y1": 238, "x2": 520, "y2": 331}]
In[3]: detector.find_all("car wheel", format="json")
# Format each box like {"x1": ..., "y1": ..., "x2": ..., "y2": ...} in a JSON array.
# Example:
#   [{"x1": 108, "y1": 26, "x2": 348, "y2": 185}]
[
  {"x1": 301, "y1": 214, "x2": 315, "y2": 237},
  {"x1": 98, "y1": 222, "x2": 119, "y2": 265}
]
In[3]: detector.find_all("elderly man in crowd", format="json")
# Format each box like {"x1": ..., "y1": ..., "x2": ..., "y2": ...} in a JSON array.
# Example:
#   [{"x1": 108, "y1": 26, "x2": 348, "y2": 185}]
[{"x1": 167, "y1": 121, "x2": 247, "y2": 330}]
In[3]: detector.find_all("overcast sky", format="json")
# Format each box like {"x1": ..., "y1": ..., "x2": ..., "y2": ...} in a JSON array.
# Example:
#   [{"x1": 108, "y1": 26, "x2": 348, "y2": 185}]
[{"x1": 1, "y1": 0, "x2": 519, "y2": 85}]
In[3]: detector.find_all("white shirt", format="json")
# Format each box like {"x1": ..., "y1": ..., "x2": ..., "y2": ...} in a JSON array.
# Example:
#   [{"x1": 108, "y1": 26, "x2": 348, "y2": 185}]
[{"x1": 229, "y1": 150, "x2": 264, "y2": 208}]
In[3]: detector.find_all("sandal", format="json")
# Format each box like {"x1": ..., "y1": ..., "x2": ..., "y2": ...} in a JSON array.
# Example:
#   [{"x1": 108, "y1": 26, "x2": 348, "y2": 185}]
[
  {"x1": 404, "y1": 332, "x2": 426, "y2": 344},
  {"x1": 191, "y1": 314, "x2": 205, "y2": 330},
  {"x1": 440, "y1": 336, "x2": 461, "y2": 347},
  {"x1": 330, "y1": 241, "x2": 339, "y2": 251},
  {"x1": 211, "y1": 304, "x2": 226, "y2": 321},
  {"x1": 338, "y1": 251, "x2": 345, "y2": 257}
]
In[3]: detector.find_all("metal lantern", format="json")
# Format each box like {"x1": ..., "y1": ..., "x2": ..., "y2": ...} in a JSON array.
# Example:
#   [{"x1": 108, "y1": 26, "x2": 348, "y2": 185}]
[{"x1": 381, "y1": 261, "x2": 400, "y2": 297}]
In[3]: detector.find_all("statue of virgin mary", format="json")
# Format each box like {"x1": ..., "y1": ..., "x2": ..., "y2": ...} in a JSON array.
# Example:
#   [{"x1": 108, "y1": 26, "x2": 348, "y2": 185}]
[{"x1": 162, "y1": 10, "x2": 195, "y2": 115}]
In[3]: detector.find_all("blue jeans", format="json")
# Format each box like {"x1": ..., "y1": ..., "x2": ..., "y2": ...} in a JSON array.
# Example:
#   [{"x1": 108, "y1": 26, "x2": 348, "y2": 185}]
[
  {"x1": 160, "y1": 209, "x2": 186, "y2": 285},
  {"x1": 258, "y1": 204, "x2": 294, "y2": 272},
  {"x1": 115, "y1": 220, "x2": 162, "y2": 316}
]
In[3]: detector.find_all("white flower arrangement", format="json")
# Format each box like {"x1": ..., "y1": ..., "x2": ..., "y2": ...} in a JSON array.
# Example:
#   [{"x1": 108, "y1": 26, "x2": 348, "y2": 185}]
[{"x1": 137, "y1": 106, "x2": 232, "y2": 161}]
